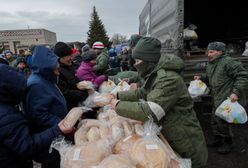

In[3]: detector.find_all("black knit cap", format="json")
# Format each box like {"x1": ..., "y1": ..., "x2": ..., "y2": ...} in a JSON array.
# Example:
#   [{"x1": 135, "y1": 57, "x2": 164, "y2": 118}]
[
  {"x1": 53, "y1": 42, "x2": 72, "y2": 57},
  {"x1": 82, "y1": 50, "x2": 97, "y2": 62},
  {"x1": 132, "y1": 37, "x2": 161, "y2": 63}
]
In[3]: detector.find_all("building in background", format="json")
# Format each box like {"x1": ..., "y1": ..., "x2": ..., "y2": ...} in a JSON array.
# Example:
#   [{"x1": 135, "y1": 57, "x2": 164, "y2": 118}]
[{"x1": 0, "y1": 29, "x2": 57, "y2": 54}]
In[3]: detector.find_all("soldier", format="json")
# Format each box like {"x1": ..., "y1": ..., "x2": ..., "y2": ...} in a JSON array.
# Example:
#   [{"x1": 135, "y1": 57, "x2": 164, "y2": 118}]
[
  {"x1": 195, "y1": 42, "x2": 248, "y2": 154},
  {"x1": 111, "y1": 37, "x2": 208, "y2": 168}
]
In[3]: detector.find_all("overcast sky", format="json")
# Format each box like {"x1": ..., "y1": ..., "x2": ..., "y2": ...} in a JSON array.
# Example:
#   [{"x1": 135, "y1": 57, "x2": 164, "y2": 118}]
[{"x1": 0, "y1": 0, "x2": 147, "y2": 42}]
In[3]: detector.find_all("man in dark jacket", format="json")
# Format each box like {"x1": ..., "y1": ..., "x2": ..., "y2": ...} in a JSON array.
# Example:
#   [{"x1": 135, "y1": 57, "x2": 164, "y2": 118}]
[
  {"x1": 195, "y1": 42, "x2": 248, "y2": 154},
  {"x1": 0, "y1": 64, "x2": 73, "y2": 168},
  {"x1": 111, "y1": 37, "x2": 208, "y2": 168},
  {"x1": 53, "y1": 42, "x2": 88, "y2": 111}
]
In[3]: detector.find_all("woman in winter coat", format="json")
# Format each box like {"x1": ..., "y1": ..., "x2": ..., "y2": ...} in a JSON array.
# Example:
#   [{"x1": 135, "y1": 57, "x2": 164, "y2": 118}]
[
  {"x1": 76, "y1": 50, "x2": 107, "y2": 88},
  {"x1": 0, "y1": 64, "x2": 73, "y2": 168}
]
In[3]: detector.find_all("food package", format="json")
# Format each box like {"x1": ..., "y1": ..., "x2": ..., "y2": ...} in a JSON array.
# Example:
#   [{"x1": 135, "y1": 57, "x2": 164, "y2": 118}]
[
  {"x1": 111, "y1": 80, "x2": 130, "y2": 94},
  {"x1": 83, "y1": 91, "x2": 100, "y2": 108},
  {"x1": 184, "y1": 28, "x2": 198, "y2": 40},
  {"x1": 188, "y1": 79, "x2": 207, "y2": 98},
  {"x1": 99, "y1": 80, "x2": 116, "y2": 93},
  {"x1": 50, "y1": 137, "x2": 111, "y2": 168},
  {"x1": 77, "y1": 81, "x2": 94, "y2": 90},
  {"x1": 63, "y1": 107, "x2": 91, "y2": 128},
  {"x1": 93, "y1": 93, "x2": 115, "y2": 107},
  {"x1": 215, "y1": 98, "x2": 247, "y2": 124},
  {"x1": 75, "y1": 119, "x2": 111, "y2": 146},
  {"x1": 94, "y1": 154, "x2": 138, "y2": 168}
]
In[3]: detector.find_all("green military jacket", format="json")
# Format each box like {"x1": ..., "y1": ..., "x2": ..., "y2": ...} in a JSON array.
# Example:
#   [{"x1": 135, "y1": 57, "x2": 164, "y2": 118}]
[
  {"x1": 109, "y1": 71, "x2": 139, "y2": 84},
  {"x1": 116, "y1": 54, "x2": 207, "y2": 168},
  {"x1": 94, "y1": 48, "x2": 109, "y2": 74},
  {"x1": 206, "y1": 54, "x2": 248, "y2": 108}
]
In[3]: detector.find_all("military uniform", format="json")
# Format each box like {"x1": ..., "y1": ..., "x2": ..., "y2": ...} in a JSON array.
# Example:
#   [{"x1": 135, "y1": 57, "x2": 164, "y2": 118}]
[
  {"x1": 206, "y1": 53, "x2": 248, "y2": 137},
  {"x1": 94, "y1": 48, "x2": 110, "y2": 75},
  {"x1": 116, "y1": 51, "x2": 208, "y2": 167}
]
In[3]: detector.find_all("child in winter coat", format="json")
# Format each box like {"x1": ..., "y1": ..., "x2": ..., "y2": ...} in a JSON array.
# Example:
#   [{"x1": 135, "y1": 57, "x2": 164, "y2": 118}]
[{"x1": 76, "y1": 50, "x2": 107, "y2": 88}]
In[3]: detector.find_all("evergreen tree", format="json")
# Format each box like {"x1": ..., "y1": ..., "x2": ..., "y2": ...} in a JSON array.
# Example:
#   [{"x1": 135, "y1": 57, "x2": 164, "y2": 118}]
[{"x1": 87, "y1": 6, "x2": 110, "y2": 48}]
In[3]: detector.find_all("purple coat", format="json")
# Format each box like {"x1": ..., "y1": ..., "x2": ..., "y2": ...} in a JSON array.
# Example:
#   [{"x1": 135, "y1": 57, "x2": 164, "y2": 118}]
[{"x1": 76, "y1": 61, "x2": 107, "y2": 87}]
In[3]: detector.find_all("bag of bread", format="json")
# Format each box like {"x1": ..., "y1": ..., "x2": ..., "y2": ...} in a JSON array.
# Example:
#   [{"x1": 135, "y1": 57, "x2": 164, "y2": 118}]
[
  {"x1": 93, "y1": 93, "x2": 115, "y2": 107},
  {"x1": 75, "y1": 119, "x2": 111, "y2": 146},
  {"x1": 99, "y1": 80, "x2": 116, "y2": 93},
  {"x1": 113, "y1": 118, "x2": 191, "y2": 168},
  {"x1": 63, "y1": 107, "x2": 91, "y2": 128},
  {"x1": 50, "y1": 137, "x2": 111, "y2": 168},
  {"x1": 77, "y1": 80, "x2": 95, "y2": 90},
  {"x1": 83, "y1": 91, "x2": 100, "y2": 108},
  {"x1": 94, "y1": 154, "x2": 138, "y2": 168},
  {"x1": 111, "y1": 80, "x2": 130, "y2": 94}
]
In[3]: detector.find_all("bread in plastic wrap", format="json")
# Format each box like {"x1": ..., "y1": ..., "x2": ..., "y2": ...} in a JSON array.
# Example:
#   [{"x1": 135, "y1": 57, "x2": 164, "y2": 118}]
[{"x1": 95, "y1": 154, "x2": 138, "y2": 168}]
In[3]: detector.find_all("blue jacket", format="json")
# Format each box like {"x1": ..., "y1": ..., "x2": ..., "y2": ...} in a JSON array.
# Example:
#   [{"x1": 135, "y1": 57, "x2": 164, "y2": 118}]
[
  {"x1": 24, "y1": 45, "x2": 67, "y2": 131},
  {"x1": 0, "y1": 64, "x2": 61, "y2": 168}
]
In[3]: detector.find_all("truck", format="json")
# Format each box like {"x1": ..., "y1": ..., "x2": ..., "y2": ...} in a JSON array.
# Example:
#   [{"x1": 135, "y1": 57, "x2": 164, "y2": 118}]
[{"x1": 139, "y1": 0, "x2": 248, "y2": 82}]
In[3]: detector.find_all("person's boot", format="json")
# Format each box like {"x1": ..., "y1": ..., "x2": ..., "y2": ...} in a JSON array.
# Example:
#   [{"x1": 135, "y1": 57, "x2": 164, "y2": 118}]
[
  {"x1": 207, "y1": 135, "x2": 223, "y2": 147},
  {"x1": 217, "y1": 137, "x2": 233, "y2": 154}
]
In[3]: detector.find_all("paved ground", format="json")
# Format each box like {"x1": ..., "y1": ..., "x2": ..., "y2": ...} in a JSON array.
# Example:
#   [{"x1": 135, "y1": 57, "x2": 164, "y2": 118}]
[{"x1": 194, "y1": 102, "x2": 248, "y2": 168}]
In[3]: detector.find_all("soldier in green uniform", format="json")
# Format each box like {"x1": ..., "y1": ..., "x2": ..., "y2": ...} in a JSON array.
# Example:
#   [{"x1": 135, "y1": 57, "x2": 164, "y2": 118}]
[
  {"x1": 92, "y1": 41, "x2": 110, "y2": 75},
  {"x1": 111, "y1": 37, "x2": 208, "y2": 168},
  {"x1": 195, "y1": 42, "x2": 248, "y2": 154}
]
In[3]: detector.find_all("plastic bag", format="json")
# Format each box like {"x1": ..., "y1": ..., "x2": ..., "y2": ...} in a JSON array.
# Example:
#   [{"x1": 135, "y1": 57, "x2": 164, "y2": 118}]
[
  {"x1": 215, "y1": 99, "x2": 247, "y2": 124},
  {"x1": 93, "y1": 154, "x2": 137, "y2": 168},
  {"x1": 83, "y1": 91, "x2": 100, "y2": 108},
  {"x1": 188, "y1": 80, "x2": 207, "y2": 98},
  {"x1": 99, "y1": 80, "x2": 116, "y2": 93},
  {"x1": 111, "y1": 80, "x2": 130, "y2": 95},
  {"x1": 93, "y1": 93, "x2": 115, "y2": 107},
  {"x1": 75, "y1": 119, "x2": 111, "y2": 146},
  {"x1": 50, "y1": 136, "x2": 112, "y2": 168},
  {"x1": 77, "y1": 81, "x2": 95, "y2": 90},
  {"x1": 63, "y1": 107, "x2": 91, "y2": 128},
  {"x1": 184, "y1": 29, "x2": 198, "y2": 40}
]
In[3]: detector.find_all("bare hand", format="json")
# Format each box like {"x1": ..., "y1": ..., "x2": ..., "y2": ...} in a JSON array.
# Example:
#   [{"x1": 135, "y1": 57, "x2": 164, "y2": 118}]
[
  {"x1": 194, "y1": 75, "x2": 201, "y2": 80},
  {"x1": 58, "y1": 120, "x2": 75, "y2": 134},
  {"x1": 122, "y1": 78, "x2": 130, "y2": 83},
  {"x1": 230, "y1": 93, "x2": 238, "y2": 102},
  {"x1": 130, "y1": 83, "x2": 138, "y2": 90},
  {"x1": 110, "y1": 99, "x2": 120, "y2": 110}
]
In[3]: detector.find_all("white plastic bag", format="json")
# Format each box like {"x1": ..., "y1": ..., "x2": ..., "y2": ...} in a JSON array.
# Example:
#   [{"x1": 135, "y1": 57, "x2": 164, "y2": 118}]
[
  {"x1": 111, "y1": 80, "x2": 130, "y2": 95},
  {"x1": 99, "y1": 80, "x2": 116, "y2": 93},
  {"x1": 188, "y1": 80, "x2": 207, "y2": 98},
  {"x1": 215, "y1": 99, "x2": 247, "y2": 124},
  {"x1": 93, "y1": 93, "x2": 115, "y2": 107},
  {"x1": 184, "y1": 28, "x2": 198, "y2": 40},
  {"x1": 83, "y1": 91, "x2": 100, "y2": 108},
  {"x1": 77, "y1": 81, "x2": 95, "y2": 90}
]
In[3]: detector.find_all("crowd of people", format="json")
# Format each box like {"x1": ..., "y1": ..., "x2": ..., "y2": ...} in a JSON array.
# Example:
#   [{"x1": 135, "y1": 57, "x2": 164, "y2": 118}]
[{"x1": 0, "y1": 35, "x2": 248, "y2": 168}]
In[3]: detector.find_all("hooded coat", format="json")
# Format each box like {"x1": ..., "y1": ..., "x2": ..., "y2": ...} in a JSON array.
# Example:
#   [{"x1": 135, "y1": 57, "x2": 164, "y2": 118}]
[
  {"x1": 76, "y1": 61, "x2": 107, "y2": 87},
  {"x1": 0, "y1": 64, "x2": 61, "y2": 168},
  {"x1": 116, "y1": 54, "x2": 208, "y2": 168},
  {"x1": 24, "y1": 45, "x2": 67, "y2": 132}
]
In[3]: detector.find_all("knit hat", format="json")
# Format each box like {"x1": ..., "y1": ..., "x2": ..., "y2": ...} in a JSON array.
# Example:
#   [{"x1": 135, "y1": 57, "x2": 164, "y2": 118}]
[
  {"x1": 128, "y1": 34, "x2": 142, "y2": 48},
  {"x1": 16, "y1": 57, "x2": 27, "y2": 66},
  {"x1": 53, "y1": 42, "x2": 72, "y2": 57},
  {"x1": 82, "y1": 50, "x2": 97, "y2": 62},
  {"x1": 132, "y1": 37, "x2": 161, "y2": 63},
  {"x1": 207, "y1": 42, "x2": 226, "y2": 51},
  {"x1": 92, "y1": 42, "x2": 104, "y2": 49}
]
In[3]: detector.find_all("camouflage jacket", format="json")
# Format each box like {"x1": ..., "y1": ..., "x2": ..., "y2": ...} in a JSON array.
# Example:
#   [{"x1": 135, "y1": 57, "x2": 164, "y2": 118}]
[{"x1": 206, "y1": 54, "x2": 248, "y2": 108}]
